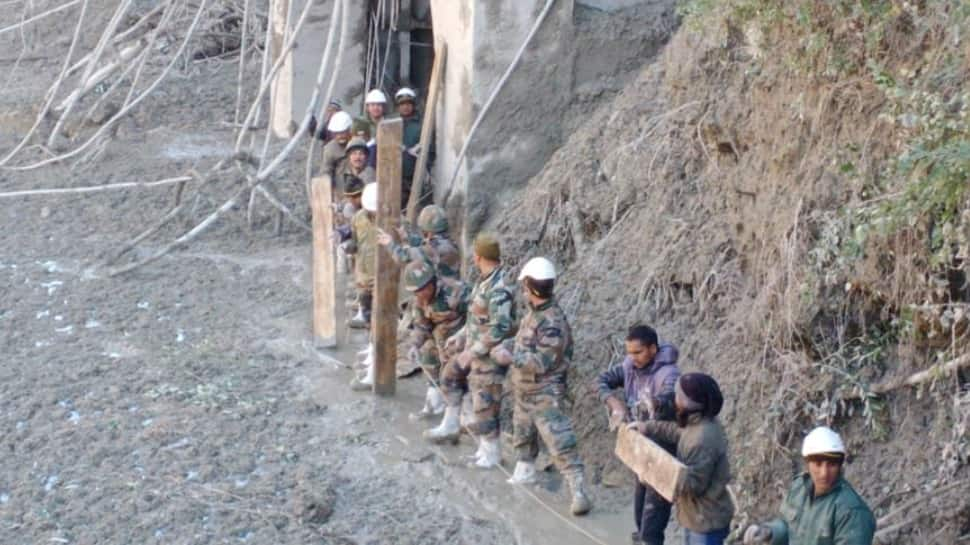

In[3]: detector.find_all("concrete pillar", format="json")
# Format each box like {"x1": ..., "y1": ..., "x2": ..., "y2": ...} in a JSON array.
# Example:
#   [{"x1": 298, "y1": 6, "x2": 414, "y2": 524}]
[
  {"x1": 270, "y1": 0, "x2": 369, "y2": 138},
  {"x1": 429, "y1": 0, "x2": 574, "y2": 235}
]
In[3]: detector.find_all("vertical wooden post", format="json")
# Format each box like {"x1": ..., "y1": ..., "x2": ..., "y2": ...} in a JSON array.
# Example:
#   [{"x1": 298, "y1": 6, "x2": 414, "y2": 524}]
[
  {"x1": 374, "y1": 118, "x2": 403, "y2": 395},
  {"x1": 310, "y1": 175, "x2": 337, "y2": 347},
  {"x1": 405, "y1": 41, "x2": 447, "y2": 223}
]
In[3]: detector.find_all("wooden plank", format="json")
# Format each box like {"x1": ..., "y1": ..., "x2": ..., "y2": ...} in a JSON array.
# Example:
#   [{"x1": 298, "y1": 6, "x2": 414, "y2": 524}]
[
  {"x1": 309, "y1": 175, "x2": 336, "y2": 347},
  {"x1": 615, "y1": 424, "x2": 687, "y2": 502},
  {"x1": 374, "y1": 118, "x2": 403, "y2": 396},
  {"x1": 405, "y1": 40, "x2": 447, "y2": 223}
]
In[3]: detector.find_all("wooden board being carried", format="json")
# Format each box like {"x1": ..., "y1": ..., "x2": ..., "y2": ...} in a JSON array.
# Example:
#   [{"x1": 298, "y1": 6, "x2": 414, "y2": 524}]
[{"x1": 615, "y1": 424, "x2": 687, "y2": 502}]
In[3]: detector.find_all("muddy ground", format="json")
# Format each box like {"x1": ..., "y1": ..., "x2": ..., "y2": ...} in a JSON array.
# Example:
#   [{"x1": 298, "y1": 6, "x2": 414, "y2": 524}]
[{"x1": 0, "y1": 9, "x2": 651, "y2": 545}]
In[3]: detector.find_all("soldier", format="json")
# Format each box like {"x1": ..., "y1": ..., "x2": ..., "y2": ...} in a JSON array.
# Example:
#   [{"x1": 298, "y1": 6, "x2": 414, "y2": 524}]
[
  {"x1": 598, "y1": 325, "x2": 680, "y2": 545},
  {"x1": 401, "y1": 259, "x2": 471, "y2": 413},
  {"x1": 334, "y1": 176, "x2": 364, "y2": 274},
  {"x1": 309, "y1": 99, "x2": 342, "y2": 142},
  {"x1": 631, "y1": 373, "x2": 734, "y2": 545},
  {"x1": 375, "y1": 204, "x2": 460, "y2": 280},
  {"x1": 506, "y1": 257, "x2": 592, "y2": 517},
  {"x1": 743, "y1": 427, "x2": 875, "y2": 545},
  {"x1": 336, "y1": 137, "x2": 375, "y2": 195},
  {"x1": 342, "y1": 183, "x2": 378, "y2": 332},
  {"x1": 424, "y1": 234, "x2": 516, "y2": 470},
  {"x1": 322, "y1": 111, "x2": 353, "y2": 180}
]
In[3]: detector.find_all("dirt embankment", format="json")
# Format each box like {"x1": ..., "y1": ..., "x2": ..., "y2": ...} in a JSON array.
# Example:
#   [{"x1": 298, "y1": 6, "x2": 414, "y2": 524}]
[{"x1": 493, "y1": 2, "x2": 970, "y2": 542}]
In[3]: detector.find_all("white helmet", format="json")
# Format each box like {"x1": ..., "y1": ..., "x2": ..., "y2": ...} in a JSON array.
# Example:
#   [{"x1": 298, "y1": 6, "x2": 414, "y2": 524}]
[
  {"x1": 395, "y1": 87, "x2": 417, "y2": 103},
  {"x1": 365, "y1": 89, "x2": 388, "y2": 105},
  {"x1": 327, "y1": 111, "x2": 353, "y2": 132},
  {"x1": 361, "y1": 183, "x2": 378, "y2": 212},
  {"x1": 801, "y1": 426, "x2": 846, "y2": 458},
  {"x1": 518, "y1": 257, "x2": 556, "y2": 281}
]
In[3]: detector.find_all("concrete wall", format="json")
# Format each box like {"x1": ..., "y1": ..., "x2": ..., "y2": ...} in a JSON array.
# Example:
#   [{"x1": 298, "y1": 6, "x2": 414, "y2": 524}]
[
  {"x1": 430, "y1": 0, "x2": 575, "y2": 238},
  {"x1": 271, "y1": 0, "x2": 368, "y2": 137}
]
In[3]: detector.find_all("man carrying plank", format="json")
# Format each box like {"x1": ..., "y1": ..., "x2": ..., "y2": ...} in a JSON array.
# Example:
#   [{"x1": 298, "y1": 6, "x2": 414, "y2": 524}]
[
  {"x1": 598, "y1": 325, "x2": 680, "y2": 545},
  {"x1": 631, "y1": 373, "x2": 734, "y2": 545}
]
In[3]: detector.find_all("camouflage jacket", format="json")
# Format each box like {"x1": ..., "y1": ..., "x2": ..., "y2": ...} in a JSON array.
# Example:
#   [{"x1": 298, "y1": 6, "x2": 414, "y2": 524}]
[
  {"x1": 336, "y1": 163, "x2": 375, "y2": 195},
  {"x1": 388, "y1": 230, "x2": 461, "y2": 280},
  {"x1": 321, "y1": 139, "x2": 346, "y2": 180},
  {"x1": 412, "y1": 276, "x2": 471, "y2": 351},
  {"x1": 463, "y1": 265, "x2": 517, "y2": 362},
  {"x1": 511, "y1": 297, "x2": 573, "y2": 396},
  {"x1": 349, "y1": 210, "x2": 376, "y2": 288}
]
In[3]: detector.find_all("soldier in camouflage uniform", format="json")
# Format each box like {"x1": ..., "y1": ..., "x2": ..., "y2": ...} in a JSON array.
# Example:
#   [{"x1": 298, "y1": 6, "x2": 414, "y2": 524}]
[
  {"x1": 336, "y1": 137, "x2": 375, "y2": 195},
  {"x1": 376, "y1": 205, "x2": 460, "y2": 280},
  {"x1": 505, "y1": 257, "x2": 592, "y2": 517},
  {"x1": 424, "y1": 235, "x2": 517, "y2": 469},
  {"x1": 342, "y1": 183, "x2": 378, "y2": 330},
  {"x1": 403, "y1": 259, "x2": 471, "y2": 416}
]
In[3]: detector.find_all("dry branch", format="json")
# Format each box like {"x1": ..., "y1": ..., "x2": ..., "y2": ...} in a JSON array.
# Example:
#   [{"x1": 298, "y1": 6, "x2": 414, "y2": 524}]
[
  {"x1": 0, "y1": 0, "x2": 81, "y2": 37},
  {"x1": 0, "y1": 176, "x2": 193, "y2": 199}
]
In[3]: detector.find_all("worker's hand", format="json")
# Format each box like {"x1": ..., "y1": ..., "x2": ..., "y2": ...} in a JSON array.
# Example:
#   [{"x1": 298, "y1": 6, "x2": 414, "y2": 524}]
[
  {"x1": 376, "y1": 229, "x2": 392, "y2": 246},
  {"x1": 456, "y1": 349, "x2": 474, "y2": 372},
  {"x1": 490, "y1": 342, "x2": 514, "y2": 367},
  {"x1": 606, "y1": 397, "x2": 627, "y2": 431},
  {"x1": 395, "y1": 225, "x2": 409, "y2": 240},
  {"x1": 626, "y1": 421, "x2": 647, "y2": 435},
  {"x1": 742, "y1": 524, "x2": 772, "y2": 544},
  {"x1": 444, "y1": 334, "x2": 465, "y2": 355},
  {"x1": 406, "y1": 144, "x2": 422, "y2": 157}
]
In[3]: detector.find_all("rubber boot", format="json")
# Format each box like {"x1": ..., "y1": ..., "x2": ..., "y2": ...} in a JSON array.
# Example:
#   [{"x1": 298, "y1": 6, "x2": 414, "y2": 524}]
[
  {"x1": 423, "y1": 405, "x2": 460, "y2": 445},
  {"x1": 473, "y1": 436, "x2": 501, "y2": 469},
  {"x1": 458, "y1": 393, "x2": 474, "y2": 431},
  {"x1": 409, "y1": 387, "x2": 445, "y2": 421},
  {"x1": 464, "y1": 436, "x2": 486, "y2": 463},
  {"x1": 506, "y1": 461, "x2": 538, "y2": 485},
  {"x1": 566, "y1": 472, "x2": 592, "y2": 516},
  {"x1": 350, "y1": 358, "x2": 374, "y2": 391},
  {"x1": 348, "y1": 307, "x2": 368, "y2": 329}
]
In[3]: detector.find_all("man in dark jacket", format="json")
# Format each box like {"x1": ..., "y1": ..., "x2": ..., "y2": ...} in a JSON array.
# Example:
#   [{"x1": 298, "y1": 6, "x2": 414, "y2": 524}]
[
  {"x1": 634, "y1": 373, "x2": 734, "y2": 545},
  {"x1": 598, "y1": 325, "x2": 680, "y2": 545}
]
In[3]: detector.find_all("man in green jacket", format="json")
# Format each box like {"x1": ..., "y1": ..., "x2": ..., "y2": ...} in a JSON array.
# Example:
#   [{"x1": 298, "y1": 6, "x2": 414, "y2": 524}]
[{"x1": 743, "y1": 426, "x2": 876, "y2": 545}]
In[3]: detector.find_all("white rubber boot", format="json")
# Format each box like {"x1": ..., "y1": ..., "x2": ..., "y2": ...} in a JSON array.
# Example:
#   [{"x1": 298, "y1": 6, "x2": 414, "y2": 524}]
[
  {"x1": 348, "y1": 307, "x2": 368, "y2": 329},
  {"x1": 474, "y1": 437, "x2": 502, "y2": 469},
  {"x1": 409, "y1": 387, "x2": 445, "y2": 421},
  {"x1": 567, "y1": 472, "x2": 592, "y2": 516},
  {"x1": 506, "y1": 461, "x2": 537, "y2": 484},
  {"x1": 423, "y1": 405, "x2": 460, "y2": 445},
  {"x1": 350, "y1": 358, "x2": 374, "y2": 391}
]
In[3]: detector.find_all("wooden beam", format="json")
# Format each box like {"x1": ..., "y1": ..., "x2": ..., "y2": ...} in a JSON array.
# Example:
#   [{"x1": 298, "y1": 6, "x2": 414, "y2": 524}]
[
  {"x1": 374, "y1": 118, "x2": 403, "y2": 396},
  {"x1": 309, "y1": 175, "x2": 336, "y2": 347},
  {"x1": 405, "y1": 40, "x2": 446, "y2": 222},
  {"x1": 615, "y1": 424, "x2": 687, "y2": 502}
]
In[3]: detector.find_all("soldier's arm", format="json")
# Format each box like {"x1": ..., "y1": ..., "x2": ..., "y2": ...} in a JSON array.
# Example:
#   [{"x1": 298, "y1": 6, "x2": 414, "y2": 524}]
[
  {"x1": 833, "y1": 505, "x2": 876, "y2": 545},
  {"x1": 654, "y1": 366, "x2": 681, "y2": 421},
  {"x1": 513, "y1": 321, "x2": 564, "y2": 375},
  {"x1": 410, "y1": 304, "x2": 433, "y2": 349},
  {"x1": 469, "y1": 288, "x2": 515, "y2": 357}
]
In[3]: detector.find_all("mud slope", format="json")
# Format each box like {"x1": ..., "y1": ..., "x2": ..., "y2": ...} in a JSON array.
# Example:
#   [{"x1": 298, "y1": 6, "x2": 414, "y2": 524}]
[{"x1": 493, "y1": 4, "x2": 970, "y2": 542}]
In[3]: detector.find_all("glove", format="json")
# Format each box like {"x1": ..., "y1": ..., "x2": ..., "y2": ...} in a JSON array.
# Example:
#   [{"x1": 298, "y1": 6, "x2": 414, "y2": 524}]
[{"x1": 742, "y1": 524, "x2": 772, "y2": 544}]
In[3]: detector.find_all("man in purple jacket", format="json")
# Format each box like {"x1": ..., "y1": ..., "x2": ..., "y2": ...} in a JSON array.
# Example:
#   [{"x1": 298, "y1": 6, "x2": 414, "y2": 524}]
[{"x1": 597, "y1": 325, "x2": 680, "y2": 545}]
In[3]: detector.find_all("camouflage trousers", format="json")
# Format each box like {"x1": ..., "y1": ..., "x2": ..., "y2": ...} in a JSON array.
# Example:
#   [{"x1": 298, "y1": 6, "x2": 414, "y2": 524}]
[
  {"x1": 512, "y1": 392, "x2": 584, "y2": 476},
  {"x1": 440, "y1": 357, "x2": 507, "y2": 438}
]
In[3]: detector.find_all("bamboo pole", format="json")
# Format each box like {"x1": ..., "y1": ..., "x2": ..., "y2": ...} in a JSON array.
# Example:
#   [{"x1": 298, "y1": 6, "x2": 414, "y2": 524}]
[{"x1": 373, "y1": 118, "x2": 402, "y2": 396}]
